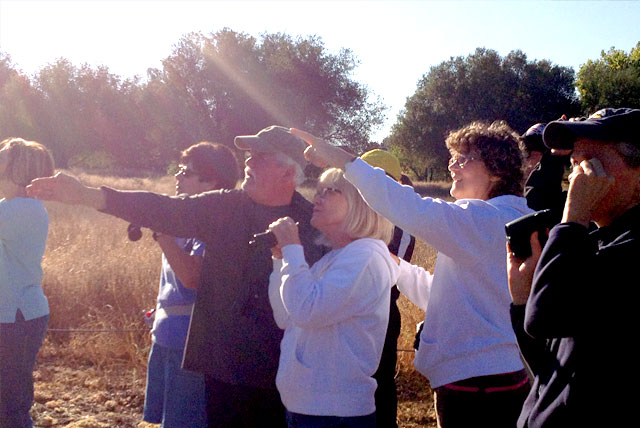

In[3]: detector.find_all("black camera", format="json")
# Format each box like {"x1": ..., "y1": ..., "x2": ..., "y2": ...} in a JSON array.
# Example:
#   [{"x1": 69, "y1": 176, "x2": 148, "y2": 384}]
[{"x1": 505, "y1": 209, "x2": 554, "y2": 258}]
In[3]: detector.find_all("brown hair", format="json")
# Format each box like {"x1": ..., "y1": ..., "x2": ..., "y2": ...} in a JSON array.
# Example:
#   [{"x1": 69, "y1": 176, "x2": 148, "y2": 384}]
[
  {"x1": 0, "y1": 138, "x2": 55, "y2": 187},
  {"x1": 180, "y1": 142, "x2": 240, "y2": 190},
  {"x1": 446, "y1": 121, "x2": 524, "y2": 198}
]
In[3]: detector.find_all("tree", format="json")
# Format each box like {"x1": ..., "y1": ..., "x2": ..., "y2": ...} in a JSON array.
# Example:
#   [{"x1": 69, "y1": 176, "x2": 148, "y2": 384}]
[
  {"x1": 143, "y1": 29, "x2": 385, "y2": 156},
  {"x1": 386, "y1": 48, "x2": 580, "y2": 180},
  {"x1": 34, "y1": 59, "x2": 158, "y2": 169},
  {"x1": 577, "y1": 42, "x2": 640, "y2": 113},
  {"x1": 0, "y1": 53, "x2": 41, "y2": 140},
  {"x1": 3, "y1": 30, "x2": 385, "y2": 172}
]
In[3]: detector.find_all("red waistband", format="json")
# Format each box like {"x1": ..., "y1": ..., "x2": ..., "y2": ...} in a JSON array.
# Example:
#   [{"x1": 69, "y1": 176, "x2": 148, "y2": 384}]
[{"x1": 442, "y1": 370, "x2": 530, "y2": 393}]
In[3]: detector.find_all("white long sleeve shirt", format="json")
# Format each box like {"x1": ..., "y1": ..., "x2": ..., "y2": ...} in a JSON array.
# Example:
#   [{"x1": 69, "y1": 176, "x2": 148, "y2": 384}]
[
  {"x1": 345, "y1": 158, "x2": 533, "y2": 388},
  {"x1": 269, "y1": 238, "x2": 399, "y2": 416}
]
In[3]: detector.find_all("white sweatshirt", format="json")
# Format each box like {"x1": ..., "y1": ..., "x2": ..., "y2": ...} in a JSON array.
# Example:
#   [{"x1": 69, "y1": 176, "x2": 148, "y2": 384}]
[
  {"x1": 269, "y1": 238, "x2": 399, "y2": 416},
  {"x1": 345, "y1": 158, "x2": 533, "y2": 388}
]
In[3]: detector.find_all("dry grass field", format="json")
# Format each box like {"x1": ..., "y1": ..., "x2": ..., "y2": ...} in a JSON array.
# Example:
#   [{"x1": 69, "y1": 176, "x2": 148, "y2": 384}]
[{"x1": 32, "y1": 172, "x2": 450, "y2": 428}]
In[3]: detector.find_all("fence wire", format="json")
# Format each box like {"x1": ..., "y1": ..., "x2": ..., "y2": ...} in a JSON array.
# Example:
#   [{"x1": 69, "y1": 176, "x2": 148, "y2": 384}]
[{"x1": 45, "y1": 328, "x2": 416, "y2": 352}]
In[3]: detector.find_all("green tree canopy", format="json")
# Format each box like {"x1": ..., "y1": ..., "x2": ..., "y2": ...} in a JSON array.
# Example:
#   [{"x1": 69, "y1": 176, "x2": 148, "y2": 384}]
[
  {"x1": 0, "y1": 29, "x2": 384, "y2": 172},
  {"x1": 33, "y1": 59, "x2": 155, "y2": 169},
  {"x1": 577, "y1": 42, "x2": 640, "y2": 113},
  {"x1": 0, "y1": 53, "x2": 41, "y2": 140},
  {"x1": 142, "y1": 29, "x2": 385, "y2": 158},
  {"x1": 386, "y1": 48, "x2": 580, "y2": 180}
]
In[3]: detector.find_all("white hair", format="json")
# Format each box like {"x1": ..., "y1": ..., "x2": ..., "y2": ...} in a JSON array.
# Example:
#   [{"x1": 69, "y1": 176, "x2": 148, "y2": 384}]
[{"x1": 273, "y1": 152, "x2": 306, "y2": 186}]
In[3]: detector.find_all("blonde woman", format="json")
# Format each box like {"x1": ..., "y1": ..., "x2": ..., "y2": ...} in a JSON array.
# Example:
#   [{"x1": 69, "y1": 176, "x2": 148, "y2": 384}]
[
  {"x1": 0, "y1": 138, "x2": 55, "y2": 428},
  {"x1": 268, "y1": 168, "x2": 399, "y2": 428}
]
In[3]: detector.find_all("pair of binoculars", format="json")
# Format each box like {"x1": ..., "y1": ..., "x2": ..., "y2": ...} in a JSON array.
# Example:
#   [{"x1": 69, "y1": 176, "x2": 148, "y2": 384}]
[{"x1": 505, "y1": 209, "x2": 554, "y2": 258}]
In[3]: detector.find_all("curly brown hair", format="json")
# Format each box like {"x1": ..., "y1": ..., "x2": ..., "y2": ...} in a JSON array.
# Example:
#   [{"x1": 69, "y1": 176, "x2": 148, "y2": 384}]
[{"x1": 445, "y1": 121, "x2": 524, "y2": 199}]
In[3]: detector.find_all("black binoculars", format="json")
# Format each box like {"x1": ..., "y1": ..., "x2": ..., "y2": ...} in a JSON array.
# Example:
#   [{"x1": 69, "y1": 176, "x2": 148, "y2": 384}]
[{"x1": 505, "y1": 209, "x2": 554, "y2": 258}]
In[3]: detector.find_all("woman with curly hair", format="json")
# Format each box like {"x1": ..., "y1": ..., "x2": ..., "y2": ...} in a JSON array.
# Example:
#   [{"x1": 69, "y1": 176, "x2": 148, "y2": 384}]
[
  {"x1": 294, "y1": 121, "x2": 533, "y2": 428},
  {"x1": 0, "y1": 138, "x2": 55, "y2": 428}
]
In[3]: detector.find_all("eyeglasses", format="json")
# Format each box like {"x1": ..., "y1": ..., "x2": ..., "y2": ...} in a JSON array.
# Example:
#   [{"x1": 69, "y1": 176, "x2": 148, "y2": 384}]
[
  {"x1": 314, "y1": 187, "x2": 342, "y2": 198},
  {"x1": 175, "y1": 164, "x2": 198, "y2": 178},
  {"x1": 448, "y1": 154, "x2": 477, "y2": 169}
]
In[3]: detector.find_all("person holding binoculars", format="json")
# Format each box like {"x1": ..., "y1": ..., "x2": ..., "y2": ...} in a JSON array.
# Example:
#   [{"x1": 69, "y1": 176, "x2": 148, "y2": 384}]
[
  {"x1": 267, "y1": 167, "x2": 399, "y2": 428},
  {"x1": 507, "y1": 108, "x2": 640, "y2": 428}
]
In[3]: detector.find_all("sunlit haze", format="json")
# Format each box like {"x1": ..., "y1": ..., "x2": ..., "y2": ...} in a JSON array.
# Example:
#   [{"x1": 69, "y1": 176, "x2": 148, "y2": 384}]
[{"x1": 1, "y1": 0, "x2": 639, "y2": 141}]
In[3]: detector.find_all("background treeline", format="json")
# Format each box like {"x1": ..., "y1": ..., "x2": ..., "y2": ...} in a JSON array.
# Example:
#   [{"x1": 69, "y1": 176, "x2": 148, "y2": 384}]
[
  {"x1": 0, "y1": 29, "x2": 385, "y2": 173},
  {"x1": 387, "y1": 42, "x2": 640, "y2": 180},
  {"x1": 1, "y1": 28, "x2": 638, "y2": 179}
]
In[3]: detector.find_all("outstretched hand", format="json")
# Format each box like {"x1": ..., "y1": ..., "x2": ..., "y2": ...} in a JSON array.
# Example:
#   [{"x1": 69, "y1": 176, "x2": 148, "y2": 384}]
[
  {"x1": 26, "y1": 172, "x2": 106, "y2": 209},
  {"x1": 506, "y1": 231, "x2": 543, "y2": 306},
  {"x1": 290, "y1": 128, "x2": 356, "y2": 169}
]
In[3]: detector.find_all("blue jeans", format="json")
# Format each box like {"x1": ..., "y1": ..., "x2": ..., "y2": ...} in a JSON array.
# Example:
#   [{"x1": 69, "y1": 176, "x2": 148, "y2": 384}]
[
  {"x1": 143, "y1": 341, "x2": 207, "y2": 428},
  {"x1": 286, "y1": 411, "x2": 376, "y2": 428},
  {"x1": 0, "y1": 311, "x2": 49, "y2": 428}
]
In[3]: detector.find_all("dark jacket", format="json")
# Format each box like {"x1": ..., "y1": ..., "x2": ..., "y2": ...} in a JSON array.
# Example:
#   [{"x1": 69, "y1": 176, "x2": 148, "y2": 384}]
[
  {"x1": 102, "y1": 188, "x2": 321, "y2": 389},
  {"x1": 524, "y1": 151, "x2": 569, "y2": 224},
  {"x1": 372, "y1": 226, "x2": 415, "y2": 428},
  {"x1": 512, "y1": 203, "x2": 640, "y2": 427}
]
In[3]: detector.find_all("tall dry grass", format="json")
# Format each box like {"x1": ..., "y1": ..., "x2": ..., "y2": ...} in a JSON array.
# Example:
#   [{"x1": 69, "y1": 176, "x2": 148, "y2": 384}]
[
  {"x1": 39, "y1": 173, "x2": 450, "y2": 427},
  {"x1": 41, "y1": 173, "x2": 174, "y2": 368}
]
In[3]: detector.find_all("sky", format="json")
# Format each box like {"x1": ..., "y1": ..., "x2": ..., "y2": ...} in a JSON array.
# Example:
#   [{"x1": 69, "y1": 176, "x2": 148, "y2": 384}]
[{"x1": 1, "y1": 0, "x2": 639, "y2": 141}]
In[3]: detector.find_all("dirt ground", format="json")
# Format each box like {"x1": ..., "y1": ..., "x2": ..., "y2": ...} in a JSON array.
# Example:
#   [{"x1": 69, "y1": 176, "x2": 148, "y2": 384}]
[
  {"x1": 31, "y1": 350, "x2": 435, "y2": 428},
  {"x1": 32, "y1": 351, "x2": 151, "y2": 428}
]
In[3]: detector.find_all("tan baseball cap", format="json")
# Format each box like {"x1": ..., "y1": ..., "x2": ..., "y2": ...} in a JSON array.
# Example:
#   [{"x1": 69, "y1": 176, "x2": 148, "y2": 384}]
[{"x1": 234, "y1": 125, "x2": 308, "y2": 169}]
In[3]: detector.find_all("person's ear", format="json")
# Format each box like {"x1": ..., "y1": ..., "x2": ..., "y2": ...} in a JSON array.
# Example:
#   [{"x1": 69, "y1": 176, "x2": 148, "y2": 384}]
[{"x1": 282, "y1": 165, "x2": 296, "y2": 181}]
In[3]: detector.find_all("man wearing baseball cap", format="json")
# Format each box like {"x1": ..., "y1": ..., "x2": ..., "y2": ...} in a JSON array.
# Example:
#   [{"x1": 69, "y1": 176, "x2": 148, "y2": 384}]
[
  {"x1": 521, "y1": 123, "x2": 548, "y2": 178},
  {"x1": 27, "y1": 126, "x2": 323, "y2": 428},
  {"x1": 507, "y1": 108, "x2": 640, "y2": 427},
  {"x1": 522, "y1": 120, "x2": 571, "y2": 223}
]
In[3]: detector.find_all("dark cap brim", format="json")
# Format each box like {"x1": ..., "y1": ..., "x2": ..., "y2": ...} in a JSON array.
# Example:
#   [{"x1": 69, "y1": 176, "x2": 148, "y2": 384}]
[{"x1": 543, "y1": 120, "x2": 612, "y2": 150}]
